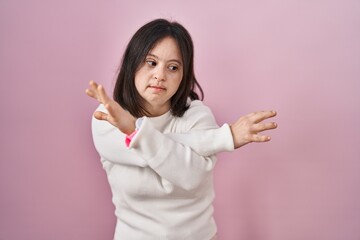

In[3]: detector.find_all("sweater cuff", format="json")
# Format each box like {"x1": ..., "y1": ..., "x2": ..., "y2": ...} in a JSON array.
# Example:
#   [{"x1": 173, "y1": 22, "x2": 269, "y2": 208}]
[
  {"x1": 127, "y1": 117, "x2": 160, "y2": 160},
  {"x1": 125, "y1": 130, "x2": 138, "y2": 147},
  {"x1": 124, "y1": 118, "x2": 144, "y2": 147},
  {"x1": 218, "y1": 123, "x2": 236, "y2": 152}
]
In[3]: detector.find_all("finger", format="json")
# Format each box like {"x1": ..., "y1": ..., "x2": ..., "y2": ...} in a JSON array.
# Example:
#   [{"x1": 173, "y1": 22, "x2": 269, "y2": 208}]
[
  {"x1": 252, "y1": 111, "x2": 277, "y2": 124},
  {"x1": 89, "y1": 80, "x2": 98, "y2": 89},
  {"x1": 88, "y1": 81, "x2": 101, "y2": 99},
  {"x1": 94, "y1": 111, "x2": 109, "y2": 121},
  {"x1": 251, "y1": 134, "x2": 271, "y2": 142},
  {"x1": 88, "y1": 81, "x2": 98, "y2": 94},
  {"x1": 104, "y1": 103, "x2": 117, "y2": 118},
  {"x1": 85, "y1": 88, "x2": 96, "y2": 99},
  {"x1": 252, "y1": 122, "x2": 277, "y2": 133},
  {"x1": 97, "y1": 84, "x2": 111, "y2": 104}
]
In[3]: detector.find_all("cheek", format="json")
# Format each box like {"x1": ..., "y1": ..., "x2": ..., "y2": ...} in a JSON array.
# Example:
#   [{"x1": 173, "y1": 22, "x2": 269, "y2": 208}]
[
  {"x1": 134, "y1": 77, "x2": 140, "y2": 92},
  {"x1": 134, "y1": 71, "x2": 145, "y2": 91},
  {"x1": 170, "y1": 75, "x2": 183, "y2": 94},
  {"x1": 177, "y1": 74, "x2": 183, "y2": 88},
  {"x1": 174, "y1": 71, "x2": 183, "y2": 84}
]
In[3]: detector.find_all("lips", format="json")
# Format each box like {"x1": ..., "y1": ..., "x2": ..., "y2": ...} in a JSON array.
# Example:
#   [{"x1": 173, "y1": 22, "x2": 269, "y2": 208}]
[{"x1": 148, "y1": 85, "x2": 166, "y2": 91}]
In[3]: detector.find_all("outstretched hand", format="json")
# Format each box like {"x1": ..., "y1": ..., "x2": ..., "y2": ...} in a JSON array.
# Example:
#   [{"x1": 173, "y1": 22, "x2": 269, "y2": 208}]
[
  {"x1": 85, "y1": 80, "x2": 136, "y2": 135},
  {"x1": 230, "y1": 111, "x2": 277, "y2": 149}
]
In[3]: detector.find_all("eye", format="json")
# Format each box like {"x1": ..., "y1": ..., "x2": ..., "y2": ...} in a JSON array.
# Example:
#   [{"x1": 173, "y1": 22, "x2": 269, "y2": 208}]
[
  {"x1": 146, "y1": 60, "x2": 156, "y2": 67},
  {"x1": 168, "y1": 65, "x2": 178, "y2": 71}
]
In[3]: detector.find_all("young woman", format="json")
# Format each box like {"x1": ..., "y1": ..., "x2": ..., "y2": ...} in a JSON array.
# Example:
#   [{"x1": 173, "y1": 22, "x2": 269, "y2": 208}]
[{"x1": 86, "y1": 19, "x2": 277, "y2": 240}]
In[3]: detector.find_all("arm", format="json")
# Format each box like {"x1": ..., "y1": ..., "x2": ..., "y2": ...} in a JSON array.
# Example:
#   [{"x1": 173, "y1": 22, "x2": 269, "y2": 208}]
[
  {"x1": 87, "y1": 81, "x2": 231, "y2": 167},
  {"x1": 157, "y1": 108, "x2": 278, "y2": 156},
  {"x1": 91, "y1": 104, "x2": 147, "y2": 167},
  {"x1": 87, "y1": 81, "x2": 232, "y2": 166},
  {"x1": 127, "y1": 103, "x2": 224, "y2": 191},
  {"x1": 86, "y1": 81, "x2": 277, "y2": 190},
  {"x1": 91, "y1": 103, "x2": 234, "y2": 166},
  {"x1": 87, "y1": 81, "x2": 149, "y2": 166},
  {"x1": 86, "y1": 80, "x2": 276, "y2": 156},
  {"x1": 166, "y1": 124, "x2": 234, "y2": 157},
  {"x1": 86, "y1": 81, "x2": 231, "y2": 189},
  {"x1": 127, "y1": 106, "x2": 277, "y2": 191}
]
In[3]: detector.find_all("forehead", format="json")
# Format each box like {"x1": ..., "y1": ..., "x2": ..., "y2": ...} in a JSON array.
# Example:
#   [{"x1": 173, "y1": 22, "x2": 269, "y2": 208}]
[{"x1": 148, "y1": 37, "x2": 182, "y2": 62}]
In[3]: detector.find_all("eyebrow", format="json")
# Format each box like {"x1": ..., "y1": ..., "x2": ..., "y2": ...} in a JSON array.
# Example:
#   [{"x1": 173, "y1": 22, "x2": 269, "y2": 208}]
[{"x1": 147, "y1": 53, "x2": 182, "y2": 66}]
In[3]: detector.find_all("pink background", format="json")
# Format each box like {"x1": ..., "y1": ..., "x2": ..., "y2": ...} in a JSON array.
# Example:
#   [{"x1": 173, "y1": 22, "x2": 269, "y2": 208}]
[{"x1": 1, "y1": 0, "x2": 359, "y2": 239}]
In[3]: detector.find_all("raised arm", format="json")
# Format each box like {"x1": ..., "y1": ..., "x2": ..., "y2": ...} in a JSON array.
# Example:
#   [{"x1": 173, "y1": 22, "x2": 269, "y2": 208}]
[
  {"x1": 86, "y1": 81, "x2": 229, "y2": 190},
  {"x1": 87, "y1": 81, "x2": 150, "y2": 166},
  {"x1": 167, "y1": 110, "x2": 277, "y2": 156},
  {"x1": 126, "y1": 102, "x2": 225, "y2": 191},
  {"x1": 86, "y1": 80, "x2": 277, "y2": 156},
  {"x1": 91, "y1": 104, "x2": 148, "y2": 167},
  {"x1": 86, "y1": 81, "x2": 277, "y2": 190},
  {"x1": 127, "y1": 102, "x2": 277, "y2": 190}
]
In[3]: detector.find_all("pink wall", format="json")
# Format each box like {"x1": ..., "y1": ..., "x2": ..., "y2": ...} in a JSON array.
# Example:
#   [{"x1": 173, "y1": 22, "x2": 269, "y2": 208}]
[{"x1": 1, "y1": 0, "x2": 359, "y2": 239}]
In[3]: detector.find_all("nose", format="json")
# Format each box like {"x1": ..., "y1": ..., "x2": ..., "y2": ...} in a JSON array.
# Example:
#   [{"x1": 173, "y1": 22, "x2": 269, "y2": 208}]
[{"x1": 154, "y1": 66, "x2": 166, "y2": 82}]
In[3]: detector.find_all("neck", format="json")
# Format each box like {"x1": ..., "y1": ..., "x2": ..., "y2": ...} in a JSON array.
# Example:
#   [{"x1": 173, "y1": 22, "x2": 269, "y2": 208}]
[{"x1": 145, "y1": 103, "x2": 170, "y2": 117}]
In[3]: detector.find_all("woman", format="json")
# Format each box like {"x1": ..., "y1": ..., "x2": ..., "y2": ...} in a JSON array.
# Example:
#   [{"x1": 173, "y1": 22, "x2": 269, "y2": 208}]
[{"x1": 86, "y1": 18, "x2": 277, "y2": 240}]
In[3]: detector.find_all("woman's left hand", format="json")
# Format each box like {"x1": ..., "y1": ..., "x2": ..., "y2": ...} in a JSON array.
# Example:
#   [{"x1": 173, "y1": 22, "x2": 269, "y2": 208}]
[
  {"x1": 230, "y1": 111, "x2": 277, "y2": 149},
  {"x1": 85, "y1": 80, "x2": 136, "y2": 135}
]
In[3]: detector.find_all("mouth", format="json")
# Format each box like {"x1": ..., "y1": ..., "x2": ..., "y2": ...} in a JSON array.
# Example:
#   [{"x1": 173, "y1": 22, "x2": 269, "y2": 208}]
[{"x1": 148, "y1": 86, "x2": 166, "y2": 91}]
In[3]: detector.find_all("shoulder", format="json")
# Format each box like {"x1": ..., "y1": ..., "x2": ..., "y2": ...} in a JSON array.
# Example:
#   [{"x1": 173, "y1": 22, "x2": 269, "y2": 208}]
[
  {"x1": 179, "y1": 100, "x2": 218, "y2": 131},
  {"x1": 185, "y1": 100, "x2": 213, "y2": 117}
]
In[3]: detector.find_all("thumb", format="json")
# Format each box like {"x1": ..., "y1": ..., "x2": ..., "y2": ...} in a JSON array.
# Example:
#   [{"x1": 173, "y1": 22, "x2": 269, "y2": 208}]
[{"x1": 94, "y1": 111, "x2": 109, "y2": 121}]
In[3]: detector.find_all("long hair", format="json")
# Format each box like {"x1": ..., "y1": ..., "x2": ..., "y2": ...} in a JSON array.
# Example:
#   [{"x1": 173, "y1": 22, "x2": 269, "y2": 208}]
[{"x1": 113, "y1": 18, "x2": 203, "y2": 117}]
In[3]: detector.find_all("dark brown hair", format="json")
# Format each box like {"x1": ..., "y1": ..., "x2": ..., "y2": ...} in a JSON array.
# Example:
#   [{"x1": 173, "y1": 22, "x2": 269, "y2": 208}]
[{"x1": 113, "y1": 18, "x2": 203, "y2": 117}]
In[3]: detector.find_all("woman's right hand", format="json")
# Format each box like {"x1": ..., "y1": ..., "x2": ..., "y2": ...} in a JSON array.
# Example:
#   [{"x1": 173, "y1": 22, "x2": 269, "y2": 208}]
[
  {"x1": 85, "y1": 80, "x2": 136, "y2": 135},
  {"x1": 230, "y1": 111, "x2": 277, "y2": 149}
]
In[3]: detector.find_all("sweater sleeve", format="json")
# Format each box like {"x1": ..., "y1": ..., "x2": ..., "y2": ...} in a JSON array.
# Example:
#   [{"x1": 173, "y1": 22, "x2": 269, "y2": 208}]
[
  {"x1": 91, "y1": 104, "x2": 147, "y2": 167},
  {"x1": 127, "y1": 101, "x2": 234, "y2": 190},
  {"x1": 166, "y1": 124, "x2": 234, "y2": 157}
]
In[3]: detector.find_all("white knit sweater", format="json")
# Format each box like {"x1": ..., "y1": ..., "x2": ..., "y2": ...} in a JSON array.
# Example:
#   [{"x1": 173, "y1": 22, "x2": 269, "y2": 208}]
[{"x1": 91, "y1": 100, "x2": 234, "y2": 240}]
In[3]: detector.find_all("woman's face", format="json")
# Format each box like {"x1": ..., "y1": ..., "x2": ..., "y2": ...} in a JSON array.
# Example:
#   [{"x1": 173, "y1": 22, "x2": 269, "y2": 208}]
[{"x1": 135, "y1": 36, "x2": 183, "y2": 117}]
